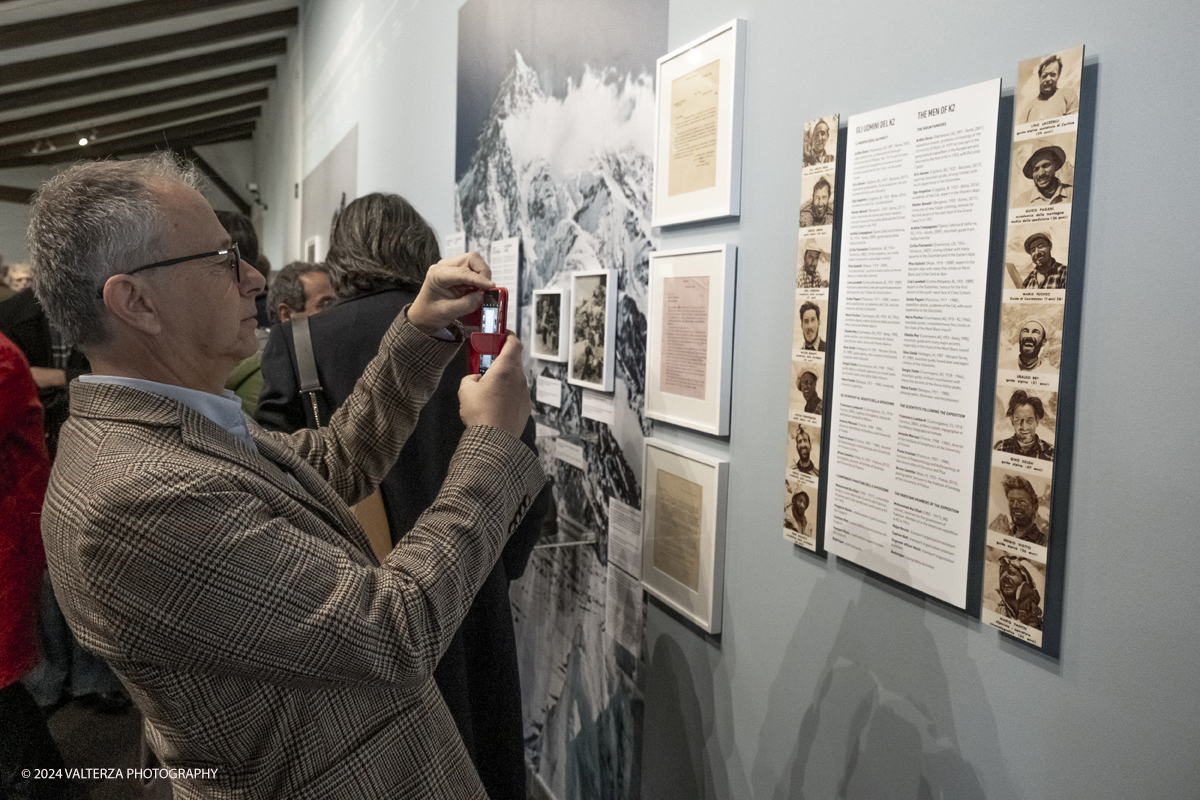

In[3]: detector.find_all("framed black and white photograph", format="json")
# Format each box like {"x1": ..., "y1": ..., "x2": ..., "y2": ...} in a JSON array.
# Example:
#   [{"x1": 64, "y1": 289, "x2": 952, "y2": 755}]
[
  {"x1": 567, "y1": 270, "x2": 617, "y2": 391},
  {"x1": 641, "y1": 438, "x2": 729, "y2": 634},
  {"x1": 651, "y1": 18, "x2": 746, "y2": 227},
  {"x1": 644, "y1": 245, "x2": 736, "y2": 435},
  {"x1": 532, "y1": 289, "x2": 570, "y2": 362}
]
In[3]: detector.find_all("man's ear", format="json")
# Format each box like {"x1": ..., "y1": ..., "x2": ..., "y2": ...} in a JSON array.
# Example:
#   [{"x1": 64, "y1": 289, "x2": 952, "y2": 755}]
[
  {"x1": 101, "y1": 276, "x2": 163, "y2": 336},
  {"x1": 277, "y1": 303, "x2": 295, "y2": 323}
]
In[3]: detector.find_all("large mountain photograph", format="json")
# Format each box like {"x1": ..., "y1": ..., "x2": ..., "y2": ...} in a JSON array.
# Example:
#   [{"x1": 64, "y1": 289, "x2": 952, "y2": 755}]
[{"x1": 454, "y1": 0, "x2": 667, "y2": 797}]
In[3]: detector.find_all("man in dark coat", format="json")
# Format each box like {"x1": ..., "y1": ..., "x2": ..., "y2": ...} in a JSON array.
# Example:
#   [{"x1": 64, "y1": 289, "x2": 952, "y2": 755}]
[{"x1": 257, "y1": 193, "x2": 549, "y2": 800}]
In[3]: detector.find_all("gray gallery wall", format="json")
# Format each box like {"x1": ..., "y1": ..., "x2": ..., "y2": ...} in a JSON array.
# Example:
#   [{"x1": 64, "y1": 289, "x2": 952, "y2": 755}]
[{"x1": 259, "y1": 0, "x2": 1200, "y2": 797}]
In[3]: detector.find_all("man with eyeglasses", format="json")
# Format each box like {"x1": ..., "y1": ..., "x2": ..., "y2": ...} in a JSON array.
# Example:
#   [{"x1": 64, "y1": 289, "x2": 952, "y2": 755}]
[{"x1": 27, "y1": 154, "x2": 544, "y2": 799}]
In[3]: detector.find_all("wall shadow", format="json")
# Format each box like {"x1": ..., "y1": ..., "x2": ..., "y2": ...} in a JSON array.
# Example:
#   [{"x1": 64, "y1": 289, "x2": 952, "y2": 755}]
[{"x1": 749, "y1": 561, "x2": 1019, "y2": 800}]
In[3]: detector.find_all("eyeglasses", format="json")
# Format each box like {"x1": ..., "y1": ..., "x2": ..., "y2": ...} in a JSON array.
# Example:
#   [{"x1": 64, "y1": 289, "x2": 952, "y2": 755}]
[{"x1": 96, "y1": 244, "x2": 242, "y2": 298}]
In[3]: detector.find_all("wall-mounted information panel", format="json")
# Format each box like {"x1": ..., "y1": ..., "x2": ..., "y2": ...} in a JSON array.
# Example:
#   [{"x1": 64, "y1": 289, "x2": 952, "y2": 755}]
[{"x1": 825, "y1": 79, "x2": 1001, "y2": 609}]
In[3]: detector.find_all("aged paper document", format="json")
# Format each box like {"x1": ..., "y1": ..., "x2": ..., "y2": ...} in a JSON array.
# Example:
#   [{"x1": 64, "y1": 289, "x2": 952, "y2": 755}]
[
  {"x1": 653, "y1": 469, "x2": 703, "y2": 591},
  {"x1": 660, "y1": 276, "x2": 709, "y2": 399},
  {"x1": 668, "y1": 60, "x2": 720, "y2": 196}
]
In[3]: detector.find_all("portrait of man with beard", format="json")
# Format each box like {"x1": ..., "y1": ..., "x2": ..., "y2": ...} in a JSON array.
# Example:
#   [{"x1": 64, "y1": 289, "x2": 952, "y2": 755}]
[
  {"x1": 1021, "y1": 53, "x2": 1079, "y2": 123},
  {"x1": 796, "y1": 239, "x2": 829, "y2": 289},
  {"x1": 783, "y1": 487, "x2": 812, "y2": 537},
  {"x1": 790, "y1": 424, "x2": 820, "y2": 477},
  {"x1": 1015, "y1": 144, "x2": 1072, "y2": 207},
  {"x1": 798, "y1": 176, "x2": 833, "y2": 228},
  {"x1": 988, "y1": 473, "x2": 1049, "y2": 547},
  {"x1": 797, "y1": 300, "x2": 825, "y2": 352},
  {"x1": 999, "y1": 316, "x2": 1054, "y2": 373}
]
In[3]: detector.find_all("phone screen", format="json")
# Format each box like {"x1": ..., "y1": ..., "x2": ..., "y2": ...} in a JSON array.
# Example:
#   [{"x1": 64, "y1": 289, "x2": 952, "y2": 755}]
[
  {"x1": 481, "y1": 306, "x2": 499, "y2": 333},
  {"x1": 479, "y1": 293, "x2": 500, "y2": 374}
]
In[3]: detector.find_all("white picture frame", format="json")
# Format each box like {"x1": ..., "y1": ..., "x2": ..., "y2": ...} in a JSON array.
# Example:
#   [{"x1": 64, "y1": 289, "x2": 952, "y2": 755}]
[
  {"x1": 532, "y1": 289, "x2": 571, "y2": 362},
  {"x1": 644, "y1": 245, "x2": 737, "y2": 435},
  {"x1": 640, "y1": 438, "x2": 729, "y2": 634},
  {"x1": 567, "y1": 269, "x2": 617, "y2": 391},
  {"x1": 651, "y1": 18, "x2": 747, "y2": 227}
]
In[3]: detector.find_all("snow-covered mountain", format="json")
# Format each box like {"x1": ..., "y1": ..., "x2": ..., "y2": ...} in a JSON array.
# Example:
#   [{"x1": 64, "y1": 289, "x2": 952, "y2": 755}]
[{"x1": 456, "y1": 51, "x2": 657, "y2": 800}]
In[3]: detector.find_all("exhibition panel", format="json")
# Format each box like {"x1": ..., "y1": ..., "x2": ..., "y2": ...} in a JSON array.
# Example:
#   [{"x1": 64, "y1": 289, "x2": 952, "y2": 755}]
[
  {"x1": 825, "y1": 79, "x2": 1001, "y2": 609},
  {"x1": 782, "y1": 113, "x2": 839, "y2": 552}
]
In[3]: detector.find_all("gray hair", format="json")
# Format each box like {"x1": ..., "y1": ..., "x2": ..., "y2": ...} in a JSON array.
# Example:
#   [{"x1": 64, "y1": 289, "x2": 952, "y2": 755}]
[
  {"x1": 27, "y1": 153, "x2": 200, "y2": 348},
  {"x1": 267, "y1": 261, "x2": 328, "y2": 324}
]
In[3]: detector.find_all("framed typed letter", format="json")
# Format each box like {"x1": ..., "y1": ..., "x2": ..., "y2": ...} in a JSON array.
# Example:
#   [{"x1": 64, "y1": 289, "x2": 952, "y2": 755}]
[
  {"x1": 645, "y1": 245, "x2": 736, "y2": 435},
  {"x1": 651, "y1": 19, "x2": 746, "y2": 227},
  {"x1": 641, "y1": 439, "x2": 728, "y2": 633},
  {"x1": 567, "y1": 270, "x2": 617, "y2": 391},
  {"x1": 532, "y1": 289, "x2": 570, "y2": 362}
]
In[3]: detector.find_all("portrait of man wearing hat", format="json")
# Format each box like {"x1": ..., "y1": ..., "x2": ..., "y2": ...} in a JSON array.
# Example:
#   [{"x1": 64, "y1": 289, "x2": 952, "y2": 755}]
[
  {"x1": 1021, "y1": 54, "x2": 1078, "y2": 123},
  {"x1": 1020, "y1": 231, "x2": 1067, "y2": 289},
  {"x1": 797, "y1": 239, "x2": 829, "y2": 288},
  {"x1": 1015, "y1": 143, "x2": 1072, "y2": 207},
  {"x1": 999, "y1": 317, "x2": 1052, "y2": 372}
]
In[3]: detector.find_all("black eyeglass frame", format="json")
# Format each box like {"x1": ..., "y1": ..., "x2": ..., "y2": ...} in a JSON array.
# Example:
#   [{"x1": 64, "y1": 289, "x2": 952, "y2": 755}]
[{"x1": 96, "y1": 244, "x2": 242, "y2": 299}]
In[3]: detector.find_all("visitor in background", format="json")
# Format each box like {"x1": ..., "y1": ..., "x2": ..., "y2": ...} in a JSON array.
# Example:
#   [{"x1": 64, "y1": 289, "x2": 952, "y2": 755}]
[
  {"x1": 8, "y1": 263, "x2": 32, "y2": 291},
  {"x1": 256, "y1": 192, "x2": 550, "y2": 800},
  {"x1": 225, "y1": 262, "x2": 337, "y2": 415},
  {"x1": 0, "y1": 331, "x2": 69, "y2": 799},
  {"x1": 268, "y1": 261, "x2": 337, "y2": 323},
  {"x1": 0, "y1": 285, "x2": 124, "y2": 714}
]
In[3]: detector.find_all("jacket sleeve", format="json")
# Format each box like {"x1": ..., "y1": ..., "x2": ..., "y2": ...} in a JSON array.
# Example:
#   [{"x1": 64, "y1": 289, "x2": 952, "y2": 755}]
[
  {"x1": 255, "y1": 323, "x2": 307, "y2": 434},
  {"x1": 500, "y1": 416, "x2": 552, "y2": 581},
  {"x1": 264, "y1": 309, "x2": 465, "y2": 508},
  {"x1": 75, "y1": 426, "x2": 545, "y2": 690}
]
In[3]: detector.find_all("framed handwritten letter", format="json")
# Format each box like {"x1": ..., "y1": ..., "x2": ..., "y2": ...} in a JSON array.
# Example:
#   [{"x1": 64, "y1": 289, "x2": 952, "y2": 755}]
[
  {"x1": 645, "y1": 245, "x2": 736, "y2": 435},
  {"x1": 641, "y1": 438, "x2": 729, "y2": 633},
  {"x1": 651, "y1": 19, "x2": 746, "y2": 227}
]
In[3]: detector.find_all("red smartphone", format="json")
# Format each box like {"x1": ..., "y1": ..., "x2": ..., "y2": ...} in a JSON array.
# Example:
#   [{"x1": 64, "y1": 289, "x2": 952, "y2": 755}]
[{"x1": 469, "y1": 288, "x2": 507, "y2": 374}]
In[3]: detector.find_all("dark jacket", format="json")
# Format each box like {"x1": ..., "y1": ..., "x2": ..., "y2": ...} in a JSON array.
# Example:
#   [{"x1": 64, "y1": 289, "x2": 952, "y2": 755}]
[
  {"x1": 0, "y1": 289, "x2": 90, "y2": 457},
  {"x1": 256, "y1": 286, "x2": 549, "y2": 800}
]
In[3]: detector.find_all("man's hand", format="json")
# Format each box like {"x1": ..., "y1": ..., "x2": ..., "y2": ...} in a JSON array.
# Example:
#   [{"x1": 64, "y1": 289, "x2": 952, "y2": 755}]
[
  {"x1": 408, "y1": 252, "x2": 494, "y2": 334},
  {"x1": 458, "y1": 333, "x2": 531, "y2": 439},
  {"x1": 30, "y1": 367, "x2": 66, "y2": 388}
]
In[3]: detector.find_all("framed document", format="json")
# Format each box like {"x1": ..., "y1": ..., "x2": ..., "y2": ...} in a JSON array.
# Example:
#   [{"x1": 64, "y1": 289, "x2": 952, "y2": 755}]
[
  {"x1": 532, "y1": 289, "x2": 570, "y2": 362},
  {"x1": 567, "y1": 270, "x2": 617, "y2": 391},
  {"x1": 651, "y1": 18, "x2": 746, "y2": 227},
  {"x1": 644, "y1": 245, "x2": 736, "y2": 435},
  {"x1": 640, "y1": 438, "x2": 729, "y2": 633}
]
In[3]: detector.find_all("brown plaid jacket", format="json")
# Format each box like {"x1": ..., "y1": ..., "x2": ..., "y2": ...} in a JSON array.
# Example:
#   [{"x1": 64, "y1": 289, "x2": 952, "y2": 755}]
[{"x1": 41, "y1": 315, "x2": 545, "y2": 799}]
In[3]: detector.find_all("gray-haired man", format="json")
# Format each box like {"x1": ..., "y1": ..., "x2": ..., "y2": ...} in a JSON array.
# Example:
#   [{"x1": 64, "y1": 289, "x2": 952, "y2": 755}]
[{"x1": 28, "y1": 154, "x2": 543, "y2": 799}]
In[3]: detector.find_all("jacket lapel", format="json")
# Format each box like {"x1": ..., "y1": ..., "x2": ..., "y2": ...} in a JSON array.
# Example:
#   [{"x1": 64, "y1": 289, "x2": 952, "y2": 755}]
[{"x1": 68, "y1": 380, "x2": 377, "y2": 565}]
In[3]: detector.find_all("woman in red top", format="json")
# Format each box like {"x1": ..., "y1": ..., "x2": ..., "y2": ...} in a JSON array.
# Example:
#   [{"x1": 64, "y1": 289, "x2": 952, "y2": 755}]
[{"x1": 0, "y1": 331, "x2": 67, "y2": 797}]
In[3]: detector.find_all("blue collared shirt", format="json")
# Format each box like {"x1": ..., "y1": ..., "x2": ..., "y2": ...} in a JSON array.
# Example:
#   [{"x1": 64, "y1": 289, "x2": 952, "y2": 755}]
[{"x1": 79, "y1": 374, "x2": 257, "y2": 452}]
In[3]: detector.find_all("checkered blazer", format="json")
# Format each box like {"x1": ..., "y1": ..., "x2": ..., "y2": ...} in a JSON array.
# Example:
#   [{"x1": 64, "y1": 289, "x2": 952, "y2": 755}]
[{"x1": 41, "y1": 315, "x2": 545, "y2": 799}]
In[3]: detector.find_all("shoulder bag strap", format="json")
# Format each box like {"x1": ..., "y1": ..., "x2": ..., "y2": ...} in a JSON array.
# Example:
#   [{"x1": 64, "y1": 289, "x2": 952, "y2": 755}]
[{"x1": 291, "y1": 314, "x2": 326, "y2": 428}]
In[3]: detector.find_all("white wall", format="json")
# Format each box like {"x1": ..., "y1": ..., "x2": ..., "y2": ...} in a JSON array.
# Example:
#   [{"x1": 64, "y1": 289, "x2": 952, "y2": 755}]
[
  {"x1": 253, "y1": 1, "x2": 1200, "y2": 798},
  {"x1": 0, "y1": 164, "x2": 58, "y2": 264}
]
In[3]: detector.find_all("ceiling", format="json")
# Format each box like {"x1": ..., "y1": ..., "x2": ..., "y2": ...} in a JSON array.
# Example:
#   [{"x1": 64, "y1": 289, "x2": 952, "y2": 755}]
[{"x1": 0, "y1": 0, "x2": 299, "y2": 212}]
